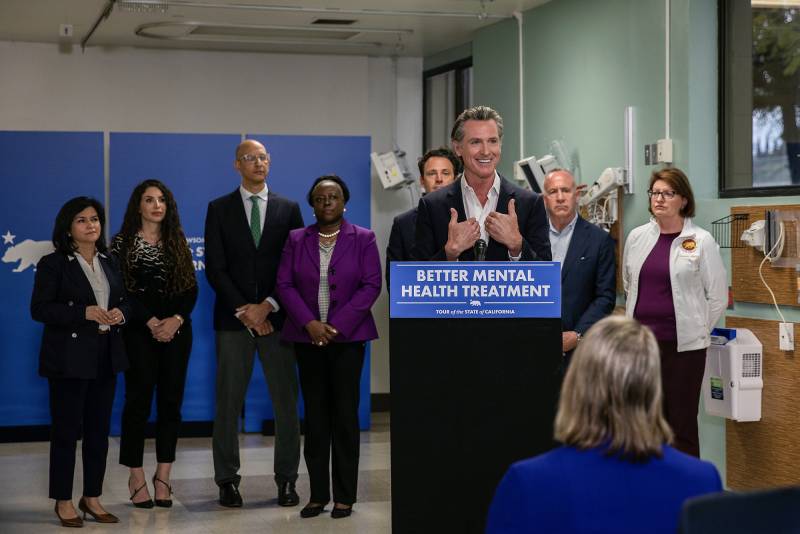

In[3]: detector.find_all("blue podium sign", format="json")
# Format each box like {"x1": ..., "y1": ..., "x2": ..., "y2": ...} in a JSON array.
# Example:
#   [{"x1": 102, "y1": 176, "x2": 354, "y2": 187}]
[{"x1": 390, "y1": 261, "x2": 561, "y2": 319}]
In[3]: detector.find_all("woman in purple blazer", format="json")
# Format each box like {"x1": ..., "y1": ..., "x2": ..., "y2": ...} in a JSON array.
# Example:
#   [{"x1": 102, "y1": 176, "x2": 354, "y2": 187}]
[{"x1": 277, "y1": 175, "x2": 381, "y2": 520}]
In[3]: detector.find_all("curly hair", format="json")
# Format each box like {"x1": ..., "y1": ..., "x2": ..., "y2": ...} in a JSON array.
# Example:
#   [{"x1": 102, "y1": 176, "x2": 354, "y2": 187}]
[{"x1": 114, "y1": 179, "x2": 196, "y2": 294}]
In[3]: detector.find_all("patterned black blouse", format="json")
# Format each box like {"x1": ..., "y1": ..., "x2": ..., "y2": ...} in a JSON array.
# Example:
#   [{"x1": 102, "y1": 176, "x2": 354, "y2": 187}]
[{"x1": 111, "y1": 234, "x2": 198, "y2": 325}]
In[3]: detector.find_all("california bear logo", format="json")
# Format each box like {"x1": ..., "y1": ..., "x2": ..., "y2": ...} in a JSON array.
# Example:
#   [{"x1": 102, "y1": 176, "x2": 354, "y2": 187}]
[{"x1": 2, "y1": 239, "x2": 54, "y2": 272}]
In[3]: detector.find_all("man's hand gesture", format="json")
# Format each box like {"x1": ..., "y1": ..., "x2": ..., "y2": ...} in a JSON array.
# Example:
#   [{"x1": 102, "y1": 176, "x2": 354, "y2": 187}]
[
  {"x1": 444, "y1": 208, "x2": 480, "y2": 261},
  {"x1": 486, "y1": 198, "x2": 523, "y2": 257}
]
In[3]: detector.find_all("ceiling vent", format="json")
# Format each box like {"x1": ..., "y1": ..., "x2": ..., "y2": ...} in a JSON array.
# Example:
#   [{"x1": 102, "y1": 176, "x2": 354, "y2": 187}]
[
  {"x1": 312, "y1": 19, "x2": 358, "y2": 25},
  {"x1": 190, "y1": 25, "x2": 359, "y2": 41}
]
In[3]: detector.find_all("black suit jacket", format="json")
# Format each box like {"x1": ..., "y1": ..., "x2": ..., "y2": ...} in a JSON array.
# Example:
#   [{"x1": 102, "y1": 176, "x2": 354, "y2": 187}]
[
  {"x1": 385, "y1": 207, "x2": 417, "y2": 289},
  {"x1": 31, "y1": 251, "x2": 130, "y2": 379},
  {"x1": 412, "y1": 176, "x2": 551, "y2": 261},
  {"x1": 204, "y1": 188, "x2": 304, "y2": 331},
  {"x1": 560, "y1": 216, "x2": 617, "y2": 337}
]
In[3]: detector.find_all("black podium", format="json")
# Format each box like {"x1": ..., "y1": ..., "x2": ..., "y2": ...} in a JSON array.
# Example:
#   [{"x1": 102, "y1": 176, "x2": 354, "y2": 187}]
[{"x1": 390, "y1": 316, "x2": 562, "y2": 534}]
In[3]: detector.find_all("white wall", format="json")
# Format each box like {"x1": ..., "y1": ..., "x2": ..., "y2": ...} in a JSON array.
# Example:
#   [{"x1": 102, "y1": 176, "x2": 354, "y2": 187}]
[
  {"x1": 0, "y1": 41, "x2": 371, "y2": 133},
  {"x1": 0, "y1": 40, "x2": 423, "y2": 395},
  {"x1": 369, "y1": 56, "x2": 424, "y2": 394}
]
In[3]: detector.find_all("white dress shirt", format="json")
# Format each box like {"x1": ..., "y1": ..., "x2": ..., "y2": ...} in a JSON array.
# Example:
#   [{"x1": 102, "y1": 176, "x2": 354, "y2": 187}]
[
  {"x1": 461, "y1": 172, "x2": 501, "y2": 243},
  {"x1": 460, "y1": 173, "x2": 521, "y2": 260},
  {"x1": 238, "y1": 183, "x2": 280, "y2": 312},
  {"x1": 549, "y1": 213, "x2": 579, "y2": 269},
  {"x1": 75, "y1": 252, "x2": 111, "y2": 331}
]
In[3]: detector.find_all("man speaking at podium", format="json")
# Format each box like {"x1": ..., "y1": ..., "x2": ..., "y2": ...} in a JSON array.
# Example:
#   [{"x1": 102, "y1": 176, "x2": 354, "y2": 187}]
[{"x1": 412, "y1": 105, "x2": 551, "y2": 263}]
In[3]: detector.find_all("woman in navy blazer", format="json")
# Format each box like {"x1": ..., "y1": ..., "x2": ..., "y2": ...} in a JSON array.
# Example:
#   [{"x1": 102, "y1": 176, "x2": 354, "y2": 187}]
[
  {"x1": 277, "y1": 175, "x2": 381, "y2": 519},
  {"x1": 31, "y1": 197, "x2": 131, "y2": 527},
  {"x1": 486, "y1": 316, "x2": 722, "y2": 534}
]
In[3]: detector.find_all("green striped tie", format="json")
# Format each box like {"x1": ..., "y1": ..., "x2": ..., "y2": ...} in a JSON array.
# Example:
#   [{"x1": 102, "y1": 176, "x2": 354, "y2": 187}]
[{"x1": 249, "y1": 195, "x2": 261, "y2": 245}]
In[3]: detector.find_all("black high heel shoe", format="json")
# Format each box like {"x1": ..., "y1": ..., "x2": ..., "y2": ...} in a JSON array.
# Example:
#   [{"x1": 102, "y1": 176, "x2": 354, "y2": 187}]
[
  {"x1": 54, "y1": 501, "x2": 83, "y2": 528},
  {"x1": 78, "y1": 497, "x2": 119, "y2": 523},
  {"x1": 129, "y1": 476, "x2": 154, "y2": 509},
  {"x1": 152, "y1": 475, "x2": 173, "y2": 508}
]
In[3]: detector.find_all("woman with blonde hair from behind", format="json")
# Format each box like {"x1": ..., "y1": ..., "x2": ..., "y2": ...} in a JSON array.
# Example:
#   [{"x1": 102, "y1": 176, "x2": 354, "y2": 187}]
[{"x1": 486, "y1": 316, "x2": 722, "y2": 534}]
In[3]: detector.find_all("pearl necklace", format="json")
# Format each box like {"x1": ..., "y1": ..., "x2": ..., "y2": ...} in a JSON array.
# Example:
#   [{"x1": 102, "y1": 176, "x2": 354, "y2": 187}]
[{"x1": 318, "y1": 229, "x2": 340, "y2": 239}]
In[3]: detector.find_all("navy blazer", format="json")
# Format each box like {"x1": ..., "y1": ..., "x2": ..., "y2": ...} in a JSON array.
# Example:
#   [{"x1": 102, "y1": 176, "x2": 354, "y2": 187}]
[
  {"x1": 560, "y1": 216, "x2": 617, "y2": 338},
  {"x1": 385, "y1": 207, "x2": 417, "y2": 289},
  {"x1": 204, "y1": 188, "x2": 304, "y2": 331},
  {"x1": 412, "y1": 176, "x2": 551, "y2": 261},
  {"x1": 31, "y1": 251, "x2": 130, "y2": 379}
]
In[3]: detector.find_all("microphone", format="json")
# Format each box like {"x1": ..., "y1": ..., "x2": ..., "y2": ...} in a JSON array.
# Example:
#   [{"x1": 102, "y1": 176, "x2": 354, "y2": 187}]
[{"x1": 473, "y1": 239, "x2": 487, "y2": 261}]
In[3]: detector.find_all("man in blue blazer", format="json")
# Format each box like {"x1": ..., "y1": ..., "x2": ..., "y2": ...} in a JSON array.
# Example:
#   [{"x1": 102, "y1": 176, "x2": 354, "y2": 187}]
[
  {"x1": 412, "y1": 106, "x2": 551, "y2": 262},
  {"x1": 385, "y1": 147, "x2": 459, "y2": 287},
  {"x1": 204, "y1": 139, "x2": 303, "y2": 508},
  {"x1": 543, "y1": 169, "x2": 616, "y2": 361}
]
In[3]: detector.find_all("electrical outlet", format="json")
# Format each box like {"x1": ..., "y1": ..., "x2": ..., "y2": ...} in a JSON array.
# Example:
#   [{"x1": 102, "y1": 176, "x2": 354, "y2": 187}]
[
  {"x1": 779, "y1": 322, "x2": 794, "y2": 351},
  {"x1": 59, "y1": 24, "x2": 73, "y2": 38}
]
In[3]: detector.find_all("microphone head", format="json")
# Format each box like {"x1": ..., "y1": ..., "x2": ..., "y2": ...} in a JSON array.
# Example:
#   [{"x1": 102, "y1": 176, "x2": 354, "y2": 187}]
[{"x1": 474, "y1": 238, "x2": 487, "y2": 261}]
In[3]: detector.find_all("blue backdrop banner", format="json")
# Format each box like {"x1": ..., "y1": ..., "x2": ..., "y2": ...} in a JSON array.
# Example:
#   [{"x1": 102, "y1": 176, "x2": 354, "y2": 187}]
[
  {"x1": 1, "y1": 131, "x2": 373, "y2": 435},
  {"x1": 389, "y1": 261, "x2": 562, "y2": 319},
  {"x1": 0, "y1": 131, "x2": 104, "y2": 427}
]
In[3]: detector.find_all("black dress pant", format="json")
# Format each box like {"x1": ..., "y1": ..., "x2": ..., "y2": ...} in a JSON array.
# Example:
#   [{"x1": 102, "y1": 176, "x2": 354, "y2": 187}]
[
  {"x1": 296, "y1": 342, "x2": 365, "y2": 505},
  {"x1": 658, "y1": 340, "x2": 706, "y2": 458},
  {"x1": 119, "y1": 324, "x2": 192, "y2": 467},
  {"x1": 48, "y1": 335, "x2": 116, "y2": 500}
]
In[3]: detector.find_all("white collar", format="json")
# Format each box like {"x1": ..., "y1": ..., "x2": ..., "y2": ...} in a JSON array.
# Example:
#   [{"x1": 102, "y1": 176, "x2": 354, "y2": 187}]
[
  {"x1": 68, "y1": 250, "x2": 106, "y2": 261},
  {"x1": 460, "y1": 171, "x2": 501, "y2": 196},
  {"x1": 549, "y1": 213, "x2": 579, "y2": 235},
  {"x1": 240, "y1": 183, "x2": 269, "y2": 202}
]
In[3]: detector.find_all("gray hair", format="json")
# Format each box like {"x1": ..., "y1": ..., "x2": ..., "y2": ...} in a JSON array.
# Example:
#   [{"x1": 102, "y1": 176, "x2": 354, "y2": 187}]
[
  {"x1": 450, "y1": 106, "x2": 504, "y2": 143},
  {"x1": 554, "y1": 315, "x2": 673, "y2": 461}
]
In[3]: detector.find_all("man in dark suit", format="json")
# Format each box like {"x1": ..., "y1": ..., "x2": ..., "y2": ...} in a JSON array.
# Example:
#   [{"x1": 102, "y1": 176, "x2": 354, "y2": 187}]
[
  {"x1": 412, "y1": 106, "x2": 551, "y2": 262},
  {"x1": 542, "y1": 169, "x2": 616, "y2": 361},
  {"x1": 385, "y1": 147, "x2": 459, "y2": 286},
  {"x1": 205, "y1": 139, "x2": 303, "y2": 508}
]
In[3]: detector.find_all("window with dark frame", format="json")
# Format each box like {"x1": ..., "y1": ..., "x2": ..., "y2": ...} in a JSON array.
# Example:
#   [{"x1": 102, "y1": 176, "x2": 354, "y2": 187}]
[
  {"x1": 720, "y1": 0, "x2": 800, "y2": 197},
  {"x1": 423, "y1": 58, "x2": 473, "y2": 154}
]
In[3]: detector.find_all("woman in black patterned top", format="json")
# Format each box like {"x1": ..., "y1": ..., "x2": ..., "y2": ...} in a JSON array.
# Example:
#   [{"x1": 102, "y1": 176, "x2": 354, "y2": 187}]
[{"x1": 111, "y1": 179, "x2": 197, "y2": 509}]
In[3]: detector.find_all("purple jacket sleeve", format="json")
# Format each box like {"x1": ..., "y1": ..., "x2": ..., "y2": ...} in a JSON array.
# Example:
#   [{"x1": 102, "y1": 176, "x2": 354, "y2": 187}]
[
  {"x1": 276, "y1": 233, "x2": 317, "y2": 331},
  {"x1": 327, "y1": 231, "x2": 382, "y2": 339}
]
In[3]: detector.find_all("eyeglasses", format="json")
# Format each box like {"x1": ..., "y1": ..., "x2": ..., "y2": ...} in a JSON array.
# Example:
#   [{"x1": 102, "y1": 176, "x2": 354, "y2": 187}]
[
  {"x1": 239, "y1": 153, "x2": 270, "y2": 164},
  {"x1": 647, "y1": 190, "x2": 677, "y2": 200}
]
